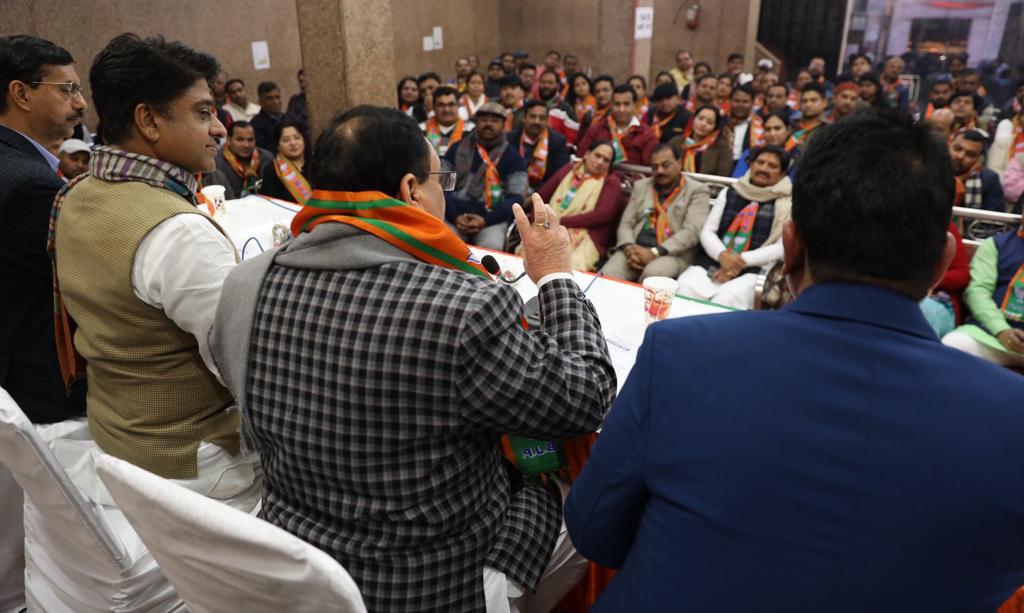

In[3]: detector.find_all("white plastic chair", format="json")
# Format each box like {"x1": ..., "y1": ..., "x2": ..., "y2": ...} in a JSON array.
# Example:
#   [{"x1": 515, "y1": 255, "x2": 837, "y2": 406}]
[
  {"x1": 0, "y1": 388, "x2": 181, "y2": 612},
  {"x1": 95, "y1": 454, "x2": 367, "y2": 613}
]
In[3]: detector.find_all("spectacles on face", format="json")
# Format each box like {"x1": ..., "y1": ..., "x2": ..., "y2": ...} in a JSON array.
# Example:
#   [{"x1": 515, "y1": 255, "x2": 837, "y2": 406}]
[
  {"x1": 30, "y1": 81, "x2": 84, "y2": 99},
  {"x1": 426, "y1": 170, "x2": 457, "y2": 191}
]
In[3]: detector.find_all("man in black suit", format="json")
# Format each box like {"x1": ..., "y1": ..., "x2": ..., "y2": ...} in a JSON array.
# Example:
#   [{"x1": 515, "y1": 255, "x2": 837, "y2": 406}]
[
  {"x1": 507, "y1": 100, "x2": 571, "y2": 193},
  {"x1": 0, "y1": 35, "x2": 86, "y2": 423}
]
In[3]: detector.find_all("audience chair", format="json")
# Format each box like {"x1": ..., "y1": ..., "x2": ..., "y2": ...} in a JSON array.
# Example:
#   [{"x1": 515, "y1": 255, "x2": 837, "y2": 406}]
[
  {"x1": 0, "y1": 388, "x2": 181, "y2": 612},
  {"x1": 95, "y1": 454, "x2": 367, "y2": 613}
]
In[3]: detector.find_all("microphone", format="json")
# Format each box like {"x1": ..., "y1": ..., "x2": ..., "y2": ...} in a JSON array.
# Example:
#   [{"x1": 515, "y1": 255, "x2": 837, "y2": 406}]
[{"x1": 481, "y1": 254, "x2": 528, "y2": 284}]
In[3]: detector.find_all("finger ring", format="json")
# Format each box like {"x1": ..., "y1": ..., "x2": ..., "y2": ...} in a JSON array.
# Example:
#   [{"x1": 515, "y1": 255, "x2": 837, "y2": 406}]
[{"x1": 534, "y1": 220, "x2": 551, "y2": 230}]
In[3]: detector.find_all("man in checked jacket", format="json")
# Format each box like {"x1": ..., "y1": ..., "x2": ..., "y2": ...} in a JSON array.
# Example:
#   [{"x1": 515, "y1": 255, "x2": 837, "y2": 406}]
[{"x1": 210, "y1": 106, "x2": 616, "y2": 612}]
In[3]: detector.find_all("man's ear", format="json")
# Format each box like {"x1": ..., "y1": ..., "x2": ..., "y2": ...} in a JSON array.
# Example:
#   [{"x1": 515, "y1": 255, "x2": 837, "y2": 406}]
[
  {"x1": 929, "y1": 231, "x2": 957, "y2": 291},
  {"x1": 781, "y1": 220, "x2": 804, "y2": 276},
  {"x1": 397, "y1": 172, "x2": 420, "y2": 208},
  {"x1": 135, "y1": 103, "x2": 161, "y2": 143},
  {"x1": 8, "y1": 81, "x2": 32, "y2": 113}
]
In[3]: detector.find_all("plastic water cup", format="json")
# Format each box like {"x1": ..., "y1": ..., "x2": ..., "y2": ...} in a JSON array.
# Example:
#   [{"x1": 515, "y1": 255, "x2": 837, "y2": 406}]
[{"x1": 643, "y1": 276, "x2": 678, "y2": 325}]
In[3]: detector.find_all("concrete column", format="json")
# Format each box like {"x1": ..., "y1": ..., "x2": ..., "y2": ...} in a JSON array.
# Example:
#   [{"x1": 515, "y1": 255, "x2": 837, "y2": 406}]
[
  {"x1": 598, "y1": 0, "x2": 633, "y2": 81},
  {"x1": 631, "y1": 0, "x2": 655, "y2": 82},
  {"x1": 295, "y1": 0, "x2": 398, "y2": 139}
]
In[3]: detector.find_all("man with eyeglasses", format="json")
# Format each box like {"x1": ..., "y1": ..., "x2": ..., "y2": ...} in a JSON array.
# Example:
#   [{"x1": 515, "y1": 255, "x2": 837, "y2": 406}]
[
  {"x1": 419, "y1": 85, "x2": 473, "y2": 157},
  {"x1": 209, "y1": 104, "x2": 614, "y2": 612},
  {"x1": 0, "y1": 33, "x2": 88, "y2": 613}
]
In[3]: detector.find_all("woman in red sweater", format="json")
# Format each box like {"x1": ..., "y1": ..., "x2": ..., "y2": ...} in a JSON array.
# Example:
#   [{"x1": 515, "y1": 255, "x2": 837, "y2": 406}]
[{"x1": 921, "y1": 221, "x2": 970, "y2": 336}]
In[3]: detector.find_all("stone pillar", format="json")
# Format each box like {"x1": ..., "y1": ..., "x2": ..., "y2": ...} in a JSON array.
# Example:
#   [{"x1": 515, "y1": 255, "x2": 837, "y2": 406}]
[
  {"x1": 598, "y1": 0, "x2": 633, "y2": 81},
  {"x1": 295, "y1": 0, "x2": 398, "y2": 139},
  {"x1": 631, "y1": 0, "x2": 655, "y2": 82}
]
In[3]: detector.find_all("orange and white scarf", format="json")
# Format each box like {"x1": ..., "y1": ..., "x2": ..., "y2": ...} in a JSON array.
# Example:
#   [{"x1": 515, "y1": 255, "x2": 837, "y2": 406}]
[
  {"x1": 520, "y1": 130, "x2": 550, "y2": 188},
  {"x1": 222, "y1": 146, "x2": 261, "y2": 195}
]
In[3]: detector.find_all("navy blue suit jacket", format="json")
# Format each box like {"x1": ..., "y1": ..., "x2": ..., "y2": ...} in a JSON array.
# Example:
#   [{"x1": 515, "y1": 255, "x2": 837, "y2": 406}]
[{"x1": 566, "y1": 283, "x2": 1024, "y2": 612}]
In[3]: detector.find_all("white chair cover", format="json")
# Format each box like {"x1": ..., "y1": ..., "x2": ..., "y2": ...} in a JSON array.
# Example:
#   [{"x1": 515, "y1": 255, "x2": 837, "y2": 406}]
[
  {"x1": 95, "y1": 454, "x2": 366, "y2": 613},
  {"x1": 0, "y1": 388, "x2": 181, "y2": 612}
]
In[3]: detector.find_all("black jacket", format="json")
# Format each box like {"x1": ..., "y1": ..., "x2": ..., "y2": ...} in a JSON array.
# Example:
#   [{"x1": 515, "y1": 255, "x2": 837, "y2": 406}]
[
  {"x1": 506, "y1": 128, "x2": 571, "y2": 186},
  {"x1": 250, "y1": 109, "x2": 282, "y2": 155},
  {"x1": 0, "y1": 124, "x2": 86, "y2": 422}
]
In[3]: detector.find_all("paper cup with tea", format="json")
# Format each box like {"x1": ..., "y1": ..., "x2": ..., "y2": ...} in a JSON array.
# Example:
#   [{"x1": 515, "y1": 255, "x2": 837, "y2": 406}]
[{"x1": 642, "y1": 276, "x2": 678, "y2": 324}]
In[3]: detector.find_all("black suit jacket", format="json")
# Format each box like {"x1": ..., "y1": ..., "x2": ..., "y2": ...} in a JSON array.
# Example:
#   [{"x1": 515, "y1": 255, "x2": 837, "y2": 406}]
[
  {"x1": 0, "y1": 124, "x2": 85, "y2": 422},
  {"x1": 506, "y1": 128, "x2": 571, "y2": 185}
]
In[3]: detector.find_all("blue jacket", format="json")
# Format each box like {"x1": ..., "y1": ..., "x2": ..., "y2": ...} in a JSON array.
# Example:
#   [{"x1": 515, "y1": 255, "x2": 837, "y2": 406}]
[
  {"x1": 566, "y1": 282, "x2": 1024, "y2": 613},
  {"x1": 442, "y1": 138, "x2": 528, "y2": 226}
]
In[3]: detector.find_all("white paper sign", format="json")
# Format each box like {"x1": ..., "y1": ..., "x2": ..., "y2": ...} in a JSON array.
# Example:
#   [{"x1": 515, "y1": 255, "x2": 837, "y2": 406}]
[
  {"x1": 432, "y1": 26, "x2": 444, "y2": 50},
  {"x1": 634, "y1": 7, "x2": 654, "y2": 40},
  {"x1": 251, "y1": 40, "x2": 270, "y2": 70},
  {"x1": 422, "y1": 35, "x2": 434, "y2": 52}
]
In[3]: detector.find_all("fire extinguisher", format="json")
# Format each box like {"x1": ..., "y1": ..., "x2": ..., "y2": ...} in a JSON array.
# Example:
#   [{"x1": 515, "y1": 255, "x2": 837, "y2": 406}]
[{"x1": 686, "y1": 2, "x2": 700, "y2": 29}]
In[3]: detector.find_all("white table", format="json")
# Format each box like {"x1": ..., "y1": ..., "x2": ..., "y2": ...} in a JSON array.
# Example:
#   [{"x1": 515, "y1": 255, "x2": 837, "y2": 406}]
[{"x1": 214, "y1": 198, "x2": 731, "y2": 388}]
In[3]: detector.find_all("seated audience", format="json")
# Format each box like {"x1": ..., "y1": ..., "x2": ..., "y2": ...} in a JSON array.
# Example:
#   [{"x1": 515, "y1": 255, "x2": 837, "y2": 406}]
[
  {"x1": 259, "y1": 120, "x2": 311, "y2": 205},
  {"x1": 951, "y1": 129, "x2": 1005, "y2": 214},
  {"x1": 950, "y1": 90, "x2": 981, "y2": 141},
  {"x1": 210, "y1": 70, "x2": 232, "y2": 129},
  {"x1": 420, "y1": 86, "x2": 472, "y2": 157},
  {"x1": 577, "y1": 84, "x2": 658, "y2": 166},
  {"x1": 396, "y1": 75, "x2": 419, "y2": 116},
  {"x1": 653, "y1": 70, "x2": 675, "y2": 90},
  {"x1": 677, "y1": 145, "x2": 792, "y2": 309},
  {"x1": 567, "y1": 111, "x2": 1024, "y2": 612},
  {"x1": 733, "y1": 110, "x2": 797, "y2": 178},
  {"x1": 485, "y1": 59, "x2": 505, "y2": 99},
  {"x1": 250, "y1": 80, "x2": 283, "y2": 154},
  {"x1": 215, "y1": 121, "x2": 272, "y2": 197},
  {"x1": 567, "y1": 73, "x2": 597, "y2": 123},
  {"x1": 507, "y1": 100, "x2": 570, "y2": 192},
  {"x1": 921, "y1": 222, "x2": 969, "y2": 338},
  {"x1": 644, "y1": 82, "x2": 692, "y2": 143},
  {"x1": 880, "y1": 56, "x2": 910, "y2": 112},
  {"x1": 793, "y1": 82, "x2": 829, "y2": 148},
  {"x1": 687, "y1": 73, "x2": 719, "y2": 112},
  {"x1": 726, "y1": 52, "x2": 745, "y2": 78},
  {"x1": 459, "y1": 71, "x2": 488, "y2": 120},
  {"x1": 629, "y1": 75, "x2": 650, "y2": 116},
  {"x1": 449, "y1": 57, "x2": 470, "y2": 91},
  {"x1": 848, "y1": 52, "x2": 872, "y2": 78},
  {"x1": 668, "y1": 105, "x2": 734, "y2": 177},
  {"x1": 577, "y1": 74, "x2": 615, "y2": 138},
  {"x1": 209, "y1": 105, "x2": 615, "y2": 612},
  {"x1": 921, "y1": 77, "x2": 953, "y2": 120},
  {"x1": 727, "y1": 83, "x2": 763, "y2": 166},
  {"x1": 537, "y1": 50, "x2": 568, "y2": 97},
  {"x1": 944, "y1": 224, "x2": 1024, "y2": 369},
  {"x1": 927, "y1": 107, "x2": 955, "y2": 141},
  {"x1": 222, "y1": 78, "x2": 260, "y2": 122},
  {"x1": 0, "y1": 34, "x2": 87, "y2": 423},
  {"x1": 858, "y1": 72, "x2": 888, "y2": 109},
  {"x1": 670, "y1": 49, "x2": 694, "y2": 92},
  {"x1": 789, "y1": 69, "x2": 813, "y2": 108},
  {"x1": 414, "y1": 72, "x2": 441, "y2": 122},
  {"x1": 57, "y1": 138, "x2": 91, "y2": 180},
  {"x1": 715, "y1": 73, "x2": 734, "y2": 115},
  {"x1": 499, "y1": 75, "x2": 526, "y2": 132},
  {"x1": 537, "y1": 69, "x2": 573, "y2": 117},
  {"x1": 988, "y1": 84, "x2": 1024, "y2": 177},
  {"x1": 601, "y1": 143, "x2": 711, "y2": 281},
  {"x1": 759, "y1": 82, "x2": 796, "y2": 122},
  {"x1": 958, "y1": 68, "x2": 999, "y2": 131},
  {"x1": 517, "y1": 61, "x2": 536, "y2": 94},
  {"x1": 442, "y1": 101, "x2": 527, "y2": 249},
  {"x1": 51, "y1": 34, "x2": 258, "y2": 501},
  {"x1": 828, "y1": 78, "x2": 861, "y2": 123},
  {"x1": 534, "y1": 140, "x2": 624, "y2": 270},
  {"x1": 285, "y1": 68, "x2": 308, "y2": 135}
]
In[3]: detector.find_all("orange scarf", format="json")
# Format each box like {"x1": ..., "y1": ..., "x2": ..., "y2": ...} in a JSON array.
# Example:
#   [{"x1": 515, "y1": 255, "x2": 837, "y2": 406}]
[
  {"x1": 477, "y1": 144, "x2": 503, "y2": 211},
  {"x1": 222, "y1": 146, "x2": 261, "y2": 195},
  {"x1": 274, "y1": 155, "x2": 312, "y2": 205},
  {"x1": 504, "y1": 100, "x2": 524, "y2": 131},
  {"x1": 291, "y1": 190, "x2": 489, "y2": 278},
  {"x1": 424, "y1": 117, "x2": 465, "y2": 154},
  {"x1": 520, "y1": 130, "x2": 550, "y2": 188},
  {"x1": 608, "y1": 116, "x2": 633, "y2": 164},
  {"x1": 792, "y1": 119, "x2": 824, "y2": 145},
  {"x1": 950, "y1": 116, "x2": 977, "y2": 142},
  {"x1": 648, "y1": 177, "x2": 685, "y2": 243},
  {"x1": 651, "y1": 108, "x2": 679, "y2": 140},
  {"x1": 574, "y1": 95, "x2": 596, "y2": 122},
  {"x1": 682, "y1": 130, "x2": 719, "y2": 173}
]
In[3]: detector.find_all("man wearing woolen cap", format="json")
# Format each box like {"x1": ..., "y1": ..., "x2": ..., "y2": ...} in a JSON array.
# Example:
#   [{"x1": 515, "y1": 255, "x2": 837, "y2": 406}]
[{"x1": 643, "y1": 82, "x2": 692, "y2": 143}]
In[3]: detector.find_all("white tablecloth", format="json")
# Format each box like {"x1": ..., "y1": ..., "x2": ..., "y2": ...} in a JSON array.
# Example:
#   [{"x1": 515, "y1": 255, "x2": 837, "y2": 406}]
[{"x1": 214, "y1": 198, "x2": 731, "y2": 388}]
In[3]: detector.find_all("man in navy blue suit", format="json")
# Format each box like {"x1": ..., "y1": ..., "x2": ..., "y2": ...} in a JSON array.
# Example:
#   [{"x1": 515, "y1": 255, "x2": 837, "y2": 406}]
[{"x1": 566, "y1": 111, "x2": 1024, "y2": 612}]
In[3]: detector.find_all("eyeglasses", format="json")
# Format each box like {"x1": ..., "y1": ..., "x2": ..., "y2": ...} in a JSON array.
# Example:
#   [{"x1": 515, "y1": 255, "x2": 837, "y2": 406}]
[
  {"x1": 427, "y1": 170, "x2": 457, "y2": 191},
  {"x1": 30, "y1": 81, "x2": 84, "y2": 99}
]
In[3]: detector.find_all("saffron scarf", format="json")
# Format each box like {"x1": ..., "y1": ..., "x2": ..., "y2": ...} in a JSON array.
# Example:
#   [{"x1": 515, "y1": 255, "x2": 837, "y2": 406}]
[
  {"x1": 477, "y1": 144, "x2": 503, "y2": 211},
  {"x1": 792, "y1": 119, "x2": 824, "y2": 145},
  {"x1": 721, "y1": 202, "x2": 760, "y2": 253},
  {"x1": 425, "y1": 117, "x2": 465, "y2": 154},
  {"x1": 461, "y1": 93, "x2": 485, "y2": 118},
  {"x1": 274, "y1": 155, "x2": 312, "y2": 205},
  {"x1": 636, "y1": 96, "x2": 650, "y2": 118},
  {"x1": 682, "y1": 130, "x2": 719, "y2": 173},
  {"x1": 608, "y1": 116, "x2": 633, "y2": 164},
  {"x1": 291, "y1": 190, "x2": 489, "y2": 278},
  {"x1": 950, "y1": 116, "x2": 977, "y2": 142},
  {"x1": 222, "y1": 146, "x2": 261, "y2": 195},
  {"x1": 574, "y1": 95, "x2": 596, "y2": 122},
  {"x1": 503, "y1": 100, "x2": 524, "y2": 132},
  {"x1": 520, "y1": 130, "x2": 550, "y2": 188},
  {"x1": 651, "y1": 109, "x2": 678, "y2": 140},
  {"x1": 550, "y1": 161, "x2": 605, "y2": 214},
  {"x1": 645, "y1": 176, "x2": 686, "y2": 244},
  {"x1": 924, "y1": 103, "x2": 938, "y2": 119}
]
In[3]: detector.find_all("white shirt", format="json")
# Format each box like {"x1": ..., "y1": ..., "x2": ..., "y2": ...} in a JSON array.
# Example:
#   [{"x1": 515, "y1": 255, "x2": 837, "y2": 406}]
[
  {"x1": 731, "y1": 119, "x2": 751, "y2": 161},
  {"x1": 223, "y1": 101, "x2": 261, "y2": 122},
  {"x1": 700, "y1": 187, "x2": 783, "y2": 269}
]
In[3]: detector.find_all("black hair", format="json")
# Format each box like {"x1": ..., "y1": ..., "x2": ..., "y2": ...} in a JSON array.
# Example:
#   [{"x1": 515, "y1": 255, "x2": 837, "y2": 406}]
[
  {"x1": 655, "y1": 70, "x2": 674, "y2": 83},
  {"x1": 587, "y1": 139, "x2": 613, "y2": 154},
  {"x1": 748, "y1": 144, "x2": 787, "y2": 167},
  {"x1": 257, "y1": 81, "x2": 279, "y2": 96},
  {"x1": 764, "y1": 109, "x2": 791, "y2": 128},
  {"x1": 272, "y1": 118, "x2": 305, "y2": 147},
  {"x1": 464, "y1": 71, "x2": 484, "y2": 86},
  {"x1": 501, "y1": 52, "x2": 515, "y2": 60},
  {"x1": 227, "y1": 120, "x2": 252, "y2": 137},
  {"x1": 90, "y1": 33, "x2": 220, "y2": 145},
  {"x1": 547, "y1": 50, "x2": 561, "y2": 58},
  {"x1": 950, "y1": 89, "x2": 982, "y2": 110},
  {"x1": 396, "y1": 76, "x2": 418, "y2": 107},
  {"x1": 849, "y1": 53, "x2": 871, "y2": 67},
  {"x1": 501, "y1": 75, "x2": 524, "y2": 90},
  {"x1": 225, "y1": 77, "x2": 244, "y2": 90},
  {"x1": 959, "y1": 68, "x2": 978, "y2": 79},
  {"x1": 651, "y1": 141, "x2": 681, "y2": 160},
  {"x1": 697, "y1": 73, "x2": 719, "y2": 85},
  {"x1": 538, "y1": 69, "x2": 560, "y2": 83},
  {"x1": 931, "y1": 77, "x2": 953, "y2": 90},
  {"x1": 0, "y1": 35, "x2": 75, "y2": 114},
  {"x1": 523, "y1": 99, "x2": 548, "y2": 114},
  {"x1": 612, "y1": 83, "x2": 637, "y2": 102},
  {"x1": 694, "y1": 61, "x2": 712, "y2": 74},
  {"x1": 857, "y1": 71, "x2": 886, "y2": 107},
  {"x1": 518, "y1": 62, "x2": 536, "y2": 72},
  {"x1": 692, "y1": 104, "x2": 722, "y2": 131},
  {"x1": 731, "y1": 82, "x2": 755, "y2": 100},
  {"x1": 767, "y1": 82, "x2": 789, "y2": 95},
  {"x1": 956, "y1": 129, "x2": 988, "y2": 146},
  {"x1": 800, "y1": 81, "x2": 826, "y2": 98},
  {"x1": 431, "y1": 85, "x2": 458, "y2": 103},
  {"x1": 565, "y1": 73, "x2": 592, "y2": 107},
  {"x1": 593, "y1": 74, "x2": 615, "y2": 89},
  {"x1": 417, "y1": 72, "x2": 441, "y2": 85},
  {"x1": 793, "y1": 111, "x2": 953, "y2": 298},
  {"x1": 310, "y1": 105, "x2": 430, "y2": 197},
  {"x1": 628, "y1": 74, "x2": 647, "y2": 89},
  {"x1": 727, "y1": 53, "x2": 744, "y2": 62},
  {"x1": 716, "y1": 72, "x2": 733, "y2": 81}
]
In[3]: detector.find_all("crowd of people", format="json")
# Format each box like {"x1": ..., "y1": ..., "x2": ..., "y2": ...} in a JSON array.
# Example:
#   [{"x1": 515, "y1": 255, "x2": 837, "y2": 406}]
[{"x1": 4, "y1": 29, "x2": 1024, "y2": 613}]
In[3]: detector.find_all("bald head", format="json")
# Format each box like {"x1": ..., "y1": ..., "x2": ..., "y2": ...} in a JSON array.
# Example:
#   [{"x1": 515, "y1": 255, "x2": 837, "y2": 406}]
[{"x1": 927, "y1": 108, "x2": 955, "y2": 142}]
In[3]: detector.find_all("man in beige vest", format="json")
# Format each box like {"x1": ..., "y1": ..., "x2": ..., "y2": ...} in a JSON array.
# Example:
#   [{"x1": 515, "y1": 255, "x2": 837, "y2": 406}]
[
  {"x1": 50, "y1": 34, "x2": 258, "y2": 508},
  {"x1": 601, "y1": 143, "x2": 711, "y2": 282}
]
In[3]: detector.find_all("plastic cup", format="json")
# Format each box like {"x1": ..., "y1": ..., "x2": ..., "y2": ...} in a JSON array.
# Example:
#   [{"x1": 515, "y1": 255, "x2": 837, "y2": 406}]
[
  {"x1": 200, "y1": 185, "x2": 227, "y2": 216},
  {"x1": 643, "y1": 276, "x2": 678, "y2": 324}
]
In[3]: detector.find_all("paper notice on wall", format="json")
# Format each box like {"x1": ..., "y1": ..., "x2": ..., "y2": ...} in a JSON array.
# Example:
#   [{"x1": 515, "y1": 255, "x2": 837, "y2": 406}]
[
  {"x1": 433, "y1": 26, "x2": 444, "y2": 50},
  {"x1": 422, "y1": 35, "x2": 434, "y2": 52},
  {"x1": 251, "y1": 41, "x2": 270, "y2": 70},
  {"x1": 634, "y1": 7, "x2": 654, "y2": 40}
]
